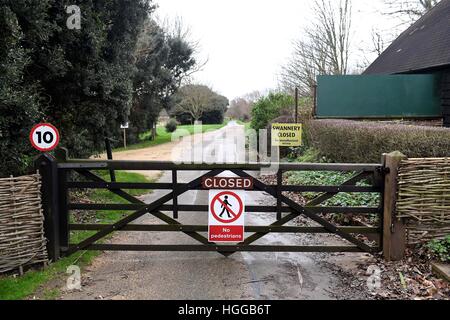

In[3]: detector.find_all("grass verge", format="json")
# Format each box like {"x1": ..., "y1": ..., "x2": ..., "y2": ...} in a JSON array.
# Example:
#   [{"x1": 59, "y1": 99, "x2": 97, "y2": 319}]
[
  {"x1": 236, "y1": 120, "x2": 251, "y2": 131},
  {"x1": 0, "y1": 171, "x2": 153, "y2": 300}
]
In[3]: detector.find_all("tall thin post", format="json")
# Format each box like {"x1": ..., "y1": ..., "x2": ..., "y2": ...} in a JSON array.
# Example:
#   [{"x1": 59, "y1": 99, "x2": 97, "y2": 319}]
[
  {"x1": 172, "y1": 170, "x2": 178, "y2": 219},
  {"x1": 35, "y1": 154, "x2": 60, "y2": 262},
  {"x1": 295, "y1": 87, "x2": 299, "y2": 123},
  {"x1": 382, "y1": 151, "x2": 407, "y2": 261},
  {"x1": 152, "y1": 122, "x2": 157, "y2": 141},
  {"x1": 277, "y1": 170, "x2": 283, "y2": 220},
  {"x1": 105, "y1": 138, "x2": 116, "y2": 182},
  {"x1": 312, "y1": 84, "x2": 318, "y2": 117},
  {"x1": 55, "y1": 148, "x2": 69, "y2": 252},
  {"x1": 373, "y1": 164, "x2": 385, "y2": 251}
]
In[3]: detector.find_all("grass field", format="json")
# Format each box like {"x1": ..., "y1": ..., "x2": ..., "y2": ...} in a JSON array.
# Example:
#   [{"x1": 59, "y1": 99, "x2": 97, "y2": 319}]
[
  {"x1": 0, "y1": 171, "x2": 153, "y2": 300},
  {"x1": 114, "y1": 123, "x2": 227, "y2": 152}
]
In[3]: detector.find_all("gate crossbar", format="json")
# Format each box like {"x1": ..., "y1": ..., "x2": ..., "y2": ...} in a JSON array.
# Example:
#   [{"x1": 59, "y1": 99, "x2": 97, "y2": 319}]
[
  {"x1": 67, "y1": 169, "x2": 379, "y2": 255},
  {"x1": 66, "y1": 168, "x2": 225, "y2": 255},
  {"x1": 59, "y1": 162, "x2": 381, "y2": 256},
  {"x1": 231, "y1": 169, "x2": 377, "y2": 253}
]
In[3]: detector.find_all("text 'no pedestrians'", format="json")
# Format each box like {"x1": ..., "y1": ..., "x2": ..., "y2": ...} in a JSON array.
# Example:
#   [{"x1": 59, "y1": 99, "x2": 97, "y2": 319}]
[{"x1": 208, "y1": 190, "x2": 245, "y2": 243}]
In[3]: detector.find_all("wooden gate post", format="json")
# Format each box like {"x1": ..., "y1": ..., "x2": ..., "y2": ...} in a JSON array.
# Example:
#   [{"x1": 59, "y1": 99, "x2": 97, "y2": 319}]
[
  {"x1": 382, "y1": 151, "x2": 407, "y2": 261},
  {"x1": 55, "y1": 148, "x2": 69, "y2": 252},
  {"x1": 35, "y1": 153, "x2": 60, "y2": 262}
]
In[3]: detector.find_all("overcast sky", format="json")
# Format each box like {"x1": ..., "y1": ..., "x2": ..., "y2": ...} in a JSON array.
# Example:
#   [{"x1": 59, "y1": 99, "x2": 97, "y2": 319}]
[{"x1": 155, "y1": 0, "x2": 399, "y2": 100}]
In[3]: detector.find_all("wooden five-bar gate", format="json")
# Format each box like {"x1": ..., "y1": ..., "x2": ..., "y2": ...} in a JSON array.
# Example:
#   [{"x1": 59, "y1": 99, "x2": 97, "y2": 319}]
[{"x1": 35, "y1": 149, "x2": 387, "y2": 261}]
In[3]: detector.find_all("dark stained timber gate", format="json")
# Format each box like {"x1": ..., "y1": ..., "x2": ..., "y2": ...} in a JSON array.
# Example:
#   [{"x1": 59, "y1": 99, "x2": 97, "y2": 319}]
[{"x1": 36, "y1": 150, "x2": 385, "y2": 261}]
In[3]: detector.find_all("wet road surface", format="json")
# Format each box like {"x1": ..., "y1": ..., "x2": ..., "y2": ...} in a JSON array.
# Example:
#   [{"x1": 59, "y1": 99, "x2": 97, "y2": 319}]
[{"x1": 62, "y1": 123, "x2": 371, "y2": 300}]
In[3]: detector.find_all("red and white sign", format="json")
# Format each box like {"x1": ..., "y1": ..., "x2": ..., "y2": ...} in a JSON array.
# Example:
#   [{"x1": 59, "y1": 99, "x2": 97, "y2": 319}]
[
  {"x1": 202, "y1": 177, "x2": 254, "y2": 190},
  {"x1": 208, "y1": 190, "x2": 245, "y2": 243},
  {"x1": 29, "y1": 123, "x2": 60, "y2": 152}
]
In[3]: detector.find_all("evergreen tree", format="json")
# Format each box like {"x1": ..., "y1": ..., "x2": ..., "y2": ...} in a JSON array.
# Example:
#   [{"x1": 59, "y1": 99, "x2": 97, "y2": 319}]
[
  {"x1": 129, "y1": 18, "x2": 196, "y2": 143},
  {"x1": 0, "y1": 0, "x2": 197, "y2": 176},
  {"x1": 0, "y1": 4, "x2": 42, "y2": 176}
]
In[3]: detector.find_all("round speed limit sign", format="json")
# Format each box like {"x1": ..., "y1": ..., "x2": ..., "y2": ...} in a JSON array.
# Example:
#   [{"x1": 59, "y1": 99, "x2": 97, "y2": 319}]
[{"x1": 29, "y1": 123, "x2": 60, "y2": 152}]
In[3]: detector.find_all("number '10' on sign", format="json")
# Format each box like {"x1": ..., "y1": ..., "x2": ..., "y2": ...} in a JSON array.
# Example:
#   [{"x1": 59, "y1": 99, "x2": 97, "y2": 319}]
[{"x1": 30, "y1": 123, "x2": 60, "y2": 152}]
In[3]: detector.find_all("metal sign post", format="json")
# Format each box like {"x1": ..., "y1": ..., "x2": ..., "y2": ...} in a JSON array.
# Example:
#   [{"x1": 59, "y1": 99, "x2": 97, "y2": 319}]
[
  {"x1": 295, "y1": 87, "x2": 299, "y2": 123},
  {"x1": 120, "y1": 123, "x2": 129, "y2": 149}
]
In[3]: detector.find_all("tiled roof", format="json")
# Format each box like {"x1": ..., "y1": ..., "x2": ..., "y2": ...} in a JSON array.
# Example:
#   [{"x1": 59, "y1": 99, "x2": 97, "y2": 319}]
[{"x1": 364, "y1": 0, "x2": 450, "y2": 74}]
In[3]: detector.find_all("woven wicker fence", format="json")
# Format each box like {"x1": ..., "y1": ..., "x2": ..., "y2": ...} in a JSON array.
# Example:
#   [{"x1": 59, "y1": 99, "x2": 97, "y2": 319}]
[
  {"x1": 397, "y1": 158, "x2": 450, "y2": 245},
  {"x1": 0, "y1": 174, "x2": 48, "y2": 273}
]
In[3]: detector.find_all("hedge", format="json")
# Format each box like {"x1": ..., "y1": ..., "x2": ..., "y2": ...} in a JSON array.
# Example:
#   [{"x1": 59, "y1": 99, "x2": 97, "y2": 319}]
[{"x1": 305, "y1": 120, "x2": 450, "y2": 163}]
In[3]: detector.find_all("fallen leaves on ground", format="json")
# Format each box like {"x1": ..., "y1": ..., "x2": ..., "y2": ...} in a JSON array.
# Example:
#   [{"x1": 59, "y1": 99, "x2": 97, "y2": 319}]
[
  {"x1": 259, "y1": 174, "x2": 450, "y2": 300},
  {"x1": 356, "y1": 248, "x2": 449, "y2": 300}
]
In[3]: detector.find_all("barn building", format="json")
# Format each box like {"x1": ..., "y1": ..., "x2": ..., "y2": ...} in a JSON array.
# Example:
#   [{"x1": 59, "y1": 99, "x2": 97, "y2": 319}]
[{"x1": 364, "y1": 0, "x2": 450, "y2": 127}]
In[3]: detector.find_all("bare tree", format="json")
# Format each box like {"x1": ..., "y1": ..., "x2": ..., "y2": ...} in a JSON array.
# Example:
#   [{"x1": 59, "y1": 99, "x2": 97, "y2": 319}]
[
  {"x1": 356, "y1": 27, "x2": 393, "y2": 72},
  {"x1": 227, "y1": 94, "x2": 258, "y2": 121},
  {"x1": 371, "y1": 28, "x2": 388, "y2": 57},
  {"x1": 160, "y1": 16, "x2": 209, "y2": 85},
  {"x1": 346, "y1": 0, "x2": 439, "y2": 74},
  {"x1": 243, "y1": 91, "x2": 262, "y2": 103},
  {"x1": 227, "y1": 98, "x2": 247, "y2": 120},
  {"x1": 383, "y1": 0, "x2": 441, "y2": 25},
  {"x1": 314, "y1": 0, "x2": 352, "y2": 75},
  {"x1": 280, "y1": 0, "x2": 353, "y2": 95},
  {"x1": 174, "y1": 84, "x2": 215, "y2": 122},
  {"x1": 281, "y1": 40, "x2": 328, "y2": 96}
]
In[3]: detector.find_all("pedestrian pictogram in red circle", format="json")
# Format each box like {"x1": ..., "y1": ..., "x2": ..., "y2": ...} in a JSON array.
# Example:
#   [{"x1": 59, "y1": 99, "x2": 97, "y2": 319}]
[
  {"x1": 29, "y1": 123, "x2": 60, "y2": 152},
  {"x1": 210, "y1": 191, "x2": 244, "y2": 224}
]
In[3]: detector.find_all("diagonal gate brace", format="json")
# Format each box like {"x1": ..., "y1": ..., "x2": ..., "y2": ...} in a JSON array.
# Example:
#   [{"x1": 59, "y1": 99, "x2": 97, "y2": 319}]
[
  {"x1": 66, "y1": 169, "x2": 225, "y2": 255},
  {"x1": 231, "y1": 169, "x2": 374, "y2": 253}
]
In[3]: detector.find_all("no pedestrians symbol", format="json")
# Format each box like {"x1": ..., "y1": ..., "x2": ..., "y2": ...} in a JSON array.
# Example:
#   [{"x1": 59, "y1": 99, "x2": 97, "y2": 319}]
[{"x1": 208, "y1": 190, "x2": 245, "y2": 243}]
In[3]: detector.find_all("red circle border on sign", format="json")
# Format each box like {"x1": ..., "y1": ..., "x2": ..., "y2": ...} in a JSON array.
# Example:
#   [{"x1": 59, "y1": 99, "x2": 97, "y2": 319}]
[
  {"x1": 210, "y1": 191, "x2": 243, "y2": 224},
  {"x1": 29, "y1": 123, "x2": 60, "y2": 152}
]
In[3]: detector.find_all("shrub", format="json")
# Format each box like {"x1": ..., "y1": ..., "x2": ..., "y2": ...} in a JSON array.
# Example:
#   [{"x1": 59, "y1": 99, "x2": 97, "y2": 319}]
[
  {"x1": 286, "y1": 170, "x2": 380, "y2": 225},
  {"x1": 165, "y1": 119, "x2": 178, "y2": 133},
  {"x1": 250, "y1": 92, "x2": 294, "y2": 130},
  {"x1": 305, "y1": 120, "x2": 450, "y2": 163},
  {"x1": 292, "y1": 148, "x2": 321, "y2": 163},
  {"x1": 201, "y1": 109, "x2": 225, "y2": 125},
  {"x1": 286, "y1": 171, "x2": 380, "y2": 207},
  {"x1": 173, "y1": 107, "x2": 227, "y2": 126},
  {"x1": 427, "y1": 236, "x2": 450, "y2": 262},
  {"x1": 173, "y1": 112, "x2": 192, "y2": 125}
]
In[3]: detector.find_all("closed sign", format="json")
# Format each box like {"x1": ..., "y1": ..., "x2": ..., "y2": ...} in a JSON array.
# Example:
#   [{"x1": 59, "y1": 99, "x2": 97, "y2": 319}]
[{"x1": 271, "y1": 123, "x2": 302, "y2": 147}]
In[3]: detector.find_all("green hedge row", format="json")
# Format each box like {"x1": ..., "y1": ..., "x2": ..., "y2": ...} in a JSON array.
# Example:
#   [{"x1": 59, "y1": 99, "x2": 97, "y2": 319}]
[{"x1": 305, "y1": 120, "x2": 450, "y2": 163}]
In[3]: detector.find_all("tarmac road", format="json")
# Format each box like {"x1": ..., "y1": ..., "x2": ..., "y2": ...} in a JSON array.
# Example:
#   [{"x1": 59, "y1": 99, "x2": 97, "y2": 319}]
[{"x1": 61, "y1": 122, "x2": 371, "y2": 300}]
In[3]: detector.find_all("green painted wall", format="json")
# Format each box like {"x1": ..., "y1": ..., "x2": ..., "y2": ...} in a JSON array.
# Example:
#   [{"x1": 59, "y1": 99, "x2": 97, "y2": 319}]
[{"x1": 316, "y1": 74, "x2": 442, "y2": 118}]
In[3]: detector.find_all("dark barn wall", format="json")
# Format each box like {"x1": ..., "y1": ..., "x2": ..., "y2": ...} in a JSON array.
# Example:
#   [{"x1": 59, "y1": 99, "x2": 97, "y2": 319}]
[
  {"x1": 316, "y1": 75, "x2": 443, "y2": 119},
  {"x1": 441, "y1": 70, "x2": 450, "y2": 127}
]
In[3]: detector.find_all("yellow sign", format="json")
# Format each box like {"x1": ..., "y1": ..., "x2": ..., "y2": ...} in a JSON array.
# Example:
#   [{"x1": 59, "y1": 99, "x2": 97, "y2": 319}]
[{"x1": 271, "y1": 123, "x2": 302, "y2": 147}]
